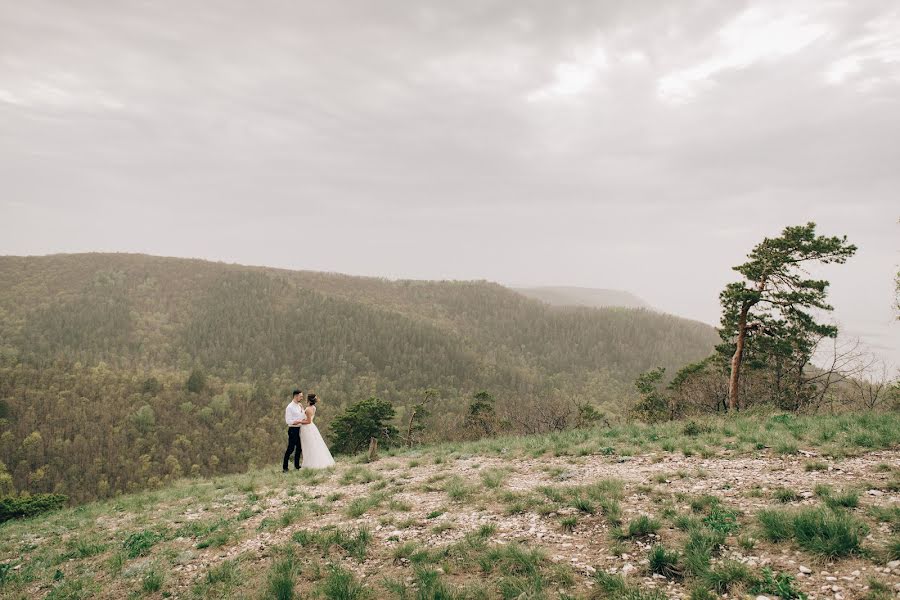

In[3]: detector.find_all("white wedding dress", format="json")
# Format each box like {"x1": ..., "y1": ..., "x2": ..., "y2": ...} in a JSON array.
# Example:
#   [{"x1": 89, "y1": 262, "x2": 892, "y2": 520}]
[{"x1": 300, "y1": 406, "x2": 335, "y2": 469}]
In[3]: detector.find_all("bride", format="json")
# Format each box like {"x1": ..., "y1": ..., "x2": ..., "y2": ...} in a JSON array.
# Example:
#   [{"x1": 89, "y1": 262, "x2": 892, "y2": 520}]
[{"x1": 298, "y1": 394, "x2": 335, "y2": 469}]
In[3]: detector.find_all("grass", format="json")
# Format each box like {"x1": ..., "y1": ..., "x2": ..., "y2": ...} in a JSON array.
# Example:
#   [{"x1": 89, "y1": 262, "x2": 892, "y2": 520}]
[
  {"x1": 758, "y1": 507, "x2": 868, "y2": 558},
  {"x1": 773, "y1": 487, "x2": 800, "y2": 503},
  {"x1": 614, "y1": 515, "x2": 661, "y2": 539},
  {"x1": 823, "y1": 489, "x2": 859, "y2": 509},
  {"x1": 683, "y1": 528, "x2": 725, "y2": 576},
  {"x1": 142, "y1": 567, "x2": 164, "y2": 593},
  {"x1": 593, "y1": 571, "x2": 667, "y2": 600},
  {"x1": 122, "y1": 529, "x2": 164, "y2": 558},
  {"x1": 267, "y1": 552, "x2": 299, "y2": 600},
  {"x1": 702, "y1": 560, "x2": 753, "y2": 594},
  {"x1": 648, "y1": 544, "x2": 682, "y2": 579},
  {"x1": 318, "y1": 565, "x2": 369, "y2": 600},
  {"x1": 292, "y1": 526, "x2": 372, "y2": 561}
]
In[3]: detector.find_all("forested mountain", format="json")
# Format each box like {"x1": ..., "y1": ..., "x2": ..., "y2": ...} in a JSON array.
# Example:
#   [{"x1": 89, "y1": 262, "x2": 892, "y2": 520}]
[
  {"x1": 514, "y1": 286, "x2": 650, "y2": 310},
  {"x1": 0, "y1": 253, "x2": 718, "y2": 503}
]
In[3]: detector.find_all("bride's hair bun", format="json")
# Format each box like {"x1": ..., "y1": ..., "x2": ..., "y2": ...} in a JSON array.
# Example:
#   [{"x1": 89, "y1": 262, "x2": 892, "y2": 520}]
[{"x1": 307, "y1": 393, "x2": 318, "y2": 405}]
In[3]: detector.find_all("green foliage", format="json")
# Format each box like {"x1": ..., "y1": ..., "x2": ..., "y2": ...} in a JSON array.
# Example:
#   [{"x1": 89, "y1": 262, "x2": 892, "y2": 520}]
[
  {"x1": 0, "y1": 493, "x2": 67, "y2": 522},
  {"x1": 329, "y1": 397, "x2": 398, "y2": 455}
]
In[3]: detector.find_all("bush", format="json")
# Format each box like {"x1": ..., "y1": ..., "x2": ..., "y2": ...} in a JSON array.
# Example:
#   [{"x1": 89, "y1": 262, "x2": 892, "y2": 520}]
[
  {"x1": 0, "y1": 493, "x2": 67, "y2": 522},
  {"x1": 682, "y1": 421, "x2": 712, "y2": 437}
]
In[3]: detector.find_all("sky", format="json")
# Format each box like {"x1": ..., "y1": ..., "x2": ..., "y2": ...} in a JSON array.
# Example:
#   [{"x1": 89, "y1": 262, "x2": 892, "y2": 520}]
[{"x1": 1, "y1": 0, "x2": 898, "y2": 366}]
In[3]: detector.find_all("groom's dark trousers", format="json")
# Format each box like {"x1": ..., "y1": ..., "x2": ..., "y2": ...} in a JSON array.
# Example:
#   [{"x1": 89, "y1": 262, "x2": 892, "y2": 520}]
[{"x1": 283, "y1": 426, "x2": 301, "y2": 470}]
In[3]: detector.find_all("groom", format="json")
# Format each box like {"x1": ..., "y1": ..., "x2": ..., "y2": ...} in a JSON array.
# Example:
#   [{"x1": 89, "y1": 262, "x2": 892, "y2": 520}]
[{"x1": 283, "y1": 389, "x2": 307, "y2": 472}]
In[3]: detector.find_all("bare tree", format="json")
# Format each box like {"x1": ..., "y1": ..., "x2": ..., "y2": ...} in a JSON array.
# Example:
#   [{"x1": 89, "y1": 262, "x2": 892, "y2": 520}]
[{"x1": 847, "y1": 360, "x2": 895, "y2": 410}]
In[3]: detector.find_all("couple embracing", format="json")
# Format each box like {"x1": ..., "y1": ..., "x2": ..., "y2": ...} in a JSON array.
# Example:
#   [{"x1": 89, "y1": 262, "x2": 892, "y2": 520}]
[{"x1": 283, "y1": 389, "x2": 335, "y2": 471}]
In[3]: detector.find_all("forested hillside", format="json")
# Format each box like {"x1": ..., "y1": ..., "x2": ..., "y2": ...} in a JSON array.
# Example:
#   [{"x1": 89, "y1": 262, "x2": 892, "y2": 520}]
[{"x1": 0, "y1": 253, "x2": 718, "y2": 502}]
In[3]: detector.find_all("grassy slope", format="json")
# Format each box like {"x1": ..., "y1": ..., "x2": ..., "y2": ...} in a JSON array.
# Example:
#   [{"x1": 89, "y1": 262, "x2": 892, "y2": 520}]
[{"x1": 1, "y1": 411, "x2": 898, "y2": 599}]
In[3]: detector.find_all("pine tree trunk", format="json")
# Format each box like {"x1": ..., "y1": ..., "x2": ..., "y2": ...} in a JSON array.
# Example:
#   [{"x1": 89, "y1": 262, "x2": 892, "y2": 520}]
[{"x1": 727, "y1": 305, "x2": 749, "y2": 411}]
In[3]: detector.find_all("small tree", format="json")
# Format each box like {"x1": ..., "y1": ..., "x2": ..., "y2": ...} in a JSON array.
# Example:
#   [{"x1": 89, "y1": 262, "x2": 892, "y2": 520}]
[
  {"x1": 185, "y1": 369, "x2": 206, "y2": 394},
  {"x1": 329, "y1": 397, "x2": 398, "y2": 455},
  {"x1": 633, "y1": 367, "x2": 669, "y2": 422},
  {"x1": 402, "y1": 388, "x2": 437, "y2": 448},
  {"x1": 719, "y1": 223, "x2": 856, "y2": 411},
  {"x1": 468, "y1": 391, "x2": 496, "y2": 437}
]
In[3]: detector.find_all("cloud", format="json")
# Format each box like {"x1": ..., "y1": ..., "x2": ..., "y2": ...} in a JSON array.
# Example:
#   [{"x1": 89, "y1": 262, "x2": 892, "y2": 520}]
[{"x1": 1, "y1": 0, "x2": 898, "y2": 365}]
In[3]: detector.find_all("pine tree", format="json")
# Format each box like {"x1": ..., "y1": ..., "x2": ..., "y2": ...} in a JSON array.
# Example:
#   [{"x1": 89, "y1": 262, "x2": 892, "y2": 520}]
[{"x1": 719, "y1": 223, "x2": 856, "y2": 411}]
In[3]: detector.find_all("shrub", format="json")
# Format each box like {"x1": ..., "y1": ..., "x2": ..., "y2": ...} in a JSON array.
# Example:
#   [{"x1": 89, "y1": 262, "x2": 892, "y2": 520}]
[
  {"x1": 683, "y1": 421, "x2": 712, "y2": 437},
  {"x1": 0, "y1": 493, "x2": 67, "y2": 522}
]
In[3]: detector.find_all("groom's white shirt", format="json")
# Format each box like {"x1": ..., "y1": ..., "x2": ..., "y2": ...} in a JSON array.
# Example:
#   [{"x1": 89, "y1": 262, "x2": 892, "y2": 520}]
[{"x1": 285, "y1": 401, "x2": 305, "y2": 426}]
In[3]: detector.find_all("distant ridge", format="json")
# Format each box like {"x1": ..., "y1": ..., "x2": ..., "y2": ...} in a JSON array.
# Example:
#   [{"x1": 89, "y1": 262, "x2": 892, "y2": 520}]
[{"x1": 513, "y1": 286, "x2": 650, "y2": 310}]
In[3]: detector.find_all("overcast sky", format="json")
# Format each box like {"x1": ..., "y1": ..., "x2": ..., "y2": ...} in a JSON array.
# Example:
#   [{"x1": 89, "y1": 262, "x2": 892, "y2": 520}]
[{"x1": 1, "y1": 0, "x2": 898, "y2": 366}]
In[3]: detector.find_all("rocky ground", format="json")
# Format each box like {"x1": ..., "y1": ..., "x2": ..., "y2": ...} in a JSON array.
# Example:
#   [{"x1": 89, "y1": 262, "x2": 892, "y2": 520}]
[{"x1": 3, "y1": 437, "x2": 899, "y2": 599}]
